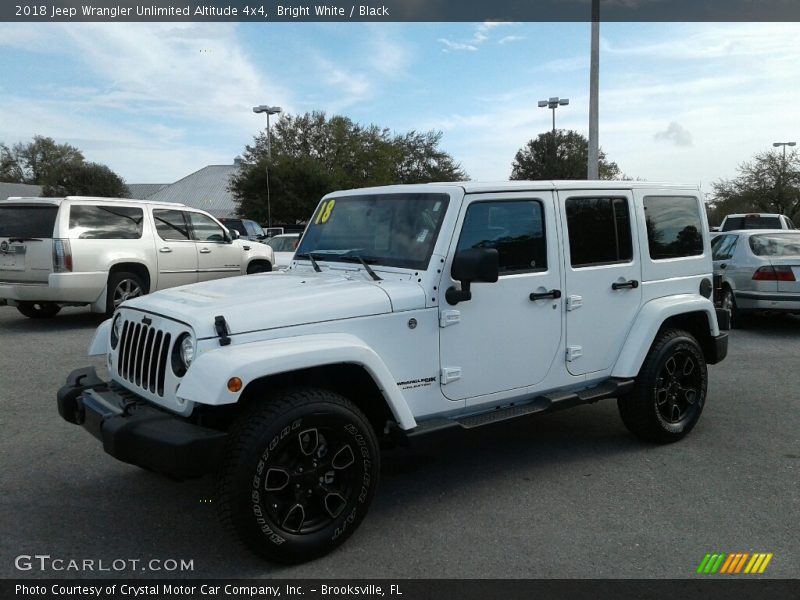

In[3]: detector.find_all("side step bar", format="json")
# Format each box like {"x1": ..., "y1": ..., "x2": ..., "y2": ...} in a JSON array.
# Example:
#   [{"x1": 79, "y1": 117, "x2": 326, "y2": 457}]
[{"x1": 406, "y1": 378, "x2": 634, "y2": 437}]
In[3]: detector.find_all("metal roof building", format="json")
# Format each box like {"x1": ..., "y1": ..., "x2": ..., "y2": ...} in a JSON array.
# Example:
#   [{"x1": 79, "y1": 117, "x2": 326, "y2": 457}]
[
  {"x1": 144, "y1": 164, "x2": 239, "y2": 218},
  {"x1": 0, "y1": 182, "x2": 42, "y2": 200},
  {"x1": 127, "y1": 183, "x2": 168, "y2": 199}
]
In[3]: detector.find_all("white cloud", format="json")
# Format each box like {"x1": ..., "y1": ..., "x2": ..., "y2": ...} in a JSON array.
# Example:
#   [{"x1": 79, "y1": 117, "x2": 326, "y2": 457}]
[
  {"x1": 438, "y1": 38, "x2": 478, "y2": 53},
  {"x1": 498, "y1": 35, "x2": 526, "y2": 45},
  {"x1": 654, "y1": 122, "x2": 693, "y2": 147},
  {"x1": 438, "y1": 21, "x2": 516, "y2": 53}
]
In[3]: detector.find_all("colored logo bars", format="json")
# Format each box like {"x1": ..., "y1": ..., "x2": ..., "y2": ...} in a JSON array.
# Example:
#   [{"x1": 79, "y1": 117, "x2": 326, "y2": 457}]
[{"x1": 697, "y1": 552, "x2": 773, "y2": 574}]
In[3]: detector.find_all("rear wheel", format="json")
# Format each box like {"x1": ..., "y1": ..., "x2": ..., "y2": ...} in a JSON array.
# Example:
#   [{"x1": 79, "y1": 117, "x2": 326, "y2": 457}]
[
  {"x1": 618, "y1": 329, "x2": 707, "y2": 443},
  {"x1": 106, "y1": 271, "x2": 146, "y2": 315},
  {"x1": 16, "y1": 302, "x2": 61, "y2": 319},
  {"x1": 721, "y1": 285, "x2": 744, "y2": 327},
  {"x1": 216, "y1": 388, "x2": 380, "y2": 563}
]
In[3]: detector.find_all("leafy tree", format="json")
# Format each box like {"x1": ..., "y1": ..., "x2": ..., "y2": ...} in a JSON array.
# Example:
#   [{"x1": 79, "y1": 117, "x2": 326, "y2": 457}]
[
  {"x1": 42, "y1": 162, "x2": 129, "y2": 198},
  {"x1": 230, "y1": 111, "x2": 467, "y2": 224},
  {"x1": 510, "y1": 130, "x2": 622, "y2": 180},
  {"x1": 1, "y1": 135, "x2": 129, "y2": 197},
  {"x1": 709, "y1": 148, "x2": 800, "y2": 223}
]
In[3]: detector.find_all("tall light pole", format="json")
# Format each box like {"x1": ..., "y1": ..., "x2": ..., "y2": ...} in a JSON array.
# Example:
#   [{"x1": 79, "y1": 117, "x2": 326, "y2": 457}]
[
  {"x1": 252, "y1": 104, "x2": 282, "y2": 228},
  {"x1": 538, "y1": 97, "x2": 569, "y2": 173},
  {"x1": 588, "y1": 0, "x2": 600, "y2": 179},
  {"x1": 538, "y1": 96, "x2": 569, "y2": 137}
]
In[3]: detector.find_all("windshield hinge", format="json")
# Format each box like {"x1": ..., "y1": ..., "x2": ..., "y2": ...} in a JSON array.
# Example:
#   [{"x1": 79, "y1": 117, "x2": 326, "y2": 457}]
[{"x1": 214, "y1": 315, "x2": 231, "y2": 346}]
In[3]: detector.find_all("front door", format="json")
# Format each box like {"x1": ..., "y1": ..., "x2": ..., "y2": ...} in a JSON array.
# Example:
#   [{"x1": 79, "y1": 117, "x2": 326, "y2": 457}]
[
  {"x1": 151, "y1": 209, "x2": 198, "y2": 290},
  {"x1": 557, "y1": 191, "x2": 642, "y2": 376},
  {"x1": 188, "y1": 212, "x2": 243, "y2": 282},
  {"x1": 439, "y1": 193, "x2": 563, "y2": 405}
]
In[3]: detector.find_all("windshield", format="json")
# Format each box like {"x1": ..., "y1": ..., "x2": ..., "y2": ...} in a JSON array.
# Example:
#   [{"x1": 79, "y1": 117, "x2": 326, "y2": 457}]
[
  {"x1": 267, "y1": 236, "x2": 299, "y2": 252},
  {"x1": 0, "y1": 204, "x2": 59, "y2": 238},
  {"x1": 296, "y1": 193, "x2": 450, "y2": 270},
  {"x1": 749, "y1": 233, "x2": 800, "y2": 257}
]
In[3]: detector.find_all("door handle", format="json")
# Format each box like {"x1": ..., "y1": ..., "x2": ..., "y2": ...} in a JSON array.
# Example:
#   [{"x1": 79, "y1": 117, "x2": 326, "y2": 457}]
[
  {"x1": 159, "y1": 247, "x2": 172, "y2": 253},
  {"x1": 612, "y1": 280, "x2": 639, "y2": 290},
  {"x1": 199, "y1": 248, "x2": 211, "y2": 254},
  {"x1": 529, "y1": 289, "x2": 562, "y2": 301}
]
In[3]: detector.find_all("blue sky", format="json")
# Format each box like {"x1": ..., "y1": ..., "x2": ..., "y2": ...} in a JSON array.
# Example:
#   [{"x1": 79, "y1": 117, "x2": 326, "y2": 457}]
[{"x1": 1, "y1": 21, "x2": 799, "y2": 195}]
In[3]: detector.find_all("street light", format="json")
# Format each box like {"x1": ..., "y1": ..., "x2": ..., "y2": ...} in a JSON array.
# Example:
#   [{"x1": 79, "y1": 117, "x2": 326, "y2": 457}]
[
  {"x1": 252, "y1": 105, "x2": 282, "y2": 228},
  {"x1": 773, "y1": 141, "x2": 796, "y2": 162},
  {"x1": 538, "y1": 96, "x2": 569, "y2": 137}
]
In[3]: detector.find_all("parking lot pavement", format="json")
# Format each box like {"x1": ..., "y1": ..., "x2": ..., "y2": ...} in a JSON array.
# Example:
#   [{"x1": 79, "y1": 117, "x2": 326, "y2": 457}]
[{"x1": 1, "y1": 306, "x2": 798, "y2": 579}]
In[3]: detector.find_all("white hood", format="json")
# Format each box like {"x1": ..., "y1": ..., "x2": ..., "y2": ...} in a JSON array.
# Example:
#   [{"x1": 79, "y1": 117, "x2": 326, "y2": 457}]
[{"x1": 123, "y1": 270, "x2": 426, "y2": 338}]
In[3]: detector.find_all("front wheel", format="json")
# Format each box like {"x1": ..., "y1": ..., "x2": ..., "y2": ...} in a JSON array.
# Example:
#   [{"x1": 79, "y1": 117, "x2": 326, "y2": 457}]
[
  {"x1": 16, "y1": 301, "x2": 61, "y2": 319},
  {"x1": 618, "y1": 329, "x2": 708, "y2": 443},
  {"x1": 215, "y1": 388, "x2": 380, "y2": 563}
]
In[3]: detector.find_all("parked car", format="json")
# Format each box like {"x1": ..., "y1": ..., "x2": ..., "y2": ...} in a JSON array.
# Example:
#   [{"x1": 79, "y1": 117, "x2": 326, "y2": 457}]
[
  {"x1": 265, "y1": 233, "x2": 301, "y2": 269},
  {"x1": 218, "y1": 218, "x2": 267, "y2": 242},
  {"x1": 0, "y1": 196, "x2": 274, "y2": 318},
  {"x1": 58, "y1": 181, "x2": 726, "y2": 563},
  {"x1": 719, "y1": 213, "x2": 796, "y2": 231},
  {"x1": 712, "y1": 229, "x2": 800, "y2": 323}
]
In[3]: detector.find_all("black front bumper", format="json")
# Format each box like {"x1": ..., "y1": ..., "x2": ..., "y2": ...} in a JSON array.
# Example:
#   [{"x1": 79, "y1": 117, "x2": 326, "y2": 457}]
[{"x1": 57, "y1": 367, "x2": 227, "y2": 479}]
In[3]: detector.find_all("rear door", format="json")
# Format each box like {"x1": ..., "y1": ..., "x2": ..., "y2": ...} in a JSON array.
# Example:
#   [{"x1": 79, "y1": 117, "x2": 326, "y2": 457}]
[
  {"x1": 188, "y1": 211, "x2": 242, "y2": 281},
  {"x1": 558, "y1": 191, "x2": 642, "y2": 376},
  {"x1": 0, "y1": 201, "x2": 59, "y2": 283},
  {"x1": 151, "y1": 209, "x2": 198, "y2": 289}
]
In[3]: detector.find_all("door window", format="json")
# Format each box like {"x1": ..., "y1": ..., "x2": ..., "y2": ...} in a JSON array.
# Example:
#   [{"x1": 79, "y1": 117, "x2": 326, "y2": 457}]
[
  {"x1": 565, "y1": 197, "x2": 632, "y2": 267},
  {"x1": 68, "y1": 205, "x2": 144, "y2": 239},
  {"x1": 189, "y1": 212, "x2": 226, "y2": 242},
  {"x1": 153, "y1": 209, "x2": 191, "y2": 241},
  {"x1": 711, "y1": 234, "x2": 738, "y2": 260},
  {"x1": 456, "y1": 200, "x2": 547, "y2": 274}
]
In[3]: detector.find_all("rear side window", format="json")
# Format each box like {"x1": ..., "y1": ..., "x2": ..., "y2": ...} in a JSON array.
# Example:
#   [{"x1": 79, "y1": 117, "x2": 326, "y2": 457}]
[
  {"x1": 643, "y1": 196, "x2": 704, "y2": 259},
  {"x1": 456, "y1": 200, "x2": 547, "y2": 274},
  {"x1": 69, "y1": 205, "x2": 143, "y2": 239},
  {"x1": 565, "y1": 197, "x2": 632, "y2": 268},
  {"x1": 0, "y1": 204, "x2": 58, "y2": 238},
  {"x1": 153, "y1": 209, "x2": 190, "y2": 241}
]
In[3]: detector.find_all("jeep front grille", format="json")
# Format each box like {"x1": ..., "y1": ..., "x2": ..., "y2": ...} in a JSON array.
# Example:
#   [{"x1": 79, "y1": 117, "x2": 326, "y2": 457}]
[{"x1": 117, "y1": 321, "x2": 171, "y2": 396}]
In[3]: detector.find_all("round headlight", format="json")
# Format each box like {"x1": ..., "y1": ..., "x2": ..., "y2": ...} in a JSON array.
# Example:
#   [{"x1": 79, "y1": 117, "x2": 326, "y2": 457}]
[
  {"x1": 180, "y1": 335, "x2": 195, "y2": 368},
  {"x1": 111, "y1": 314, "x2": 123, "y2": 349}
]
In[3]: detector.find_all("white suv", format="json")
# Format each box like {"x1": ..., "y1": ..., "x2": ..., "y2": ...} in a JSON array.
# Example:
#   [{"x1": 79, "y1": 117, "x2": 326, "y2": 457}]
[
  {"x1": 0, "y1": 196, "x2": 273, "y2": 318},
  {"x1": 58, "y1": 181, "x2": 727, "y2": 563}
]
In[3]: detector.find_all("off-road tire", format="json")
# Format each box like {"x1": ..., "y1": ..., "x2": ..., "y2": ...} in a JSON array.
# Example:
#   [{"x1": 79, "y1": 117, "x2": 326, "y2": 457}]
[
  {"x1": 246, "y1": 261, "x2": 272, "y2": 274},
  {"x1": 618, "y1": 329, "x2": 708, "y2": 443},
  {"x1": 106, "y1": 271, "x2": 146, "y2": 315},
  {"x1": 16, "y1": 301, "x2": 61, "y2": 319},
  {"x1": 215, "y1": 388, "x2": 380, "y2": 564}
]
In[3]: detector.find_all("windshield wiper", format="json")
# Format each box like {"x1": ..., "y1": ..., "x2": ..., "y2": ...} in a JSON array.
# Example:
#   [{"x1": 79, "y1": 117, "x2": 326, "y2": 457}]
[
  {"x1": 295, "y1": 252, "x2": 322, "y2": 272},
  {"x1": 340, "y1": 255, "x2": 382, "y2": 281}
]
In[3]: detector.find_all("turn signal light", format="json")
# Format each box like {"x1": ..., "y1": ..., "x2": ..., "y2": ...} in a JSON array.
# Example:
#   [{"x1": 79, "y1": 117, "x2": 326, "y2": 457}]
[
  {"x1": 227, "y1": 377, "x2": 243, "y2": 393},
  {"x1": 752, "y1": 266, "x2": 796, "y2": 281}
]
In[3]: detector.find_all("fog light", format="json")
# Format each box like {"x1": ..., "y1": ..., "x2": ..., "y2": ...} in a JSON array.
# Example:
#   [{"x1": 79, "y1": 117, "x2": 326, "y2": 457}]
[{"x1": 227, "y1": 377, "x2": 243, "y2": 393}]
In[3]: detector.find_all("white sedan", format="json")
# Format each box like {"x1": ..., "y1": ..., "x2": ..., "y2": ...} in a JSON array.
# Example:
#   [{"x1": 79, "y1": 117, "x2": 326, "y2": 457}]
[{"x1": 266, "y1": 233, "x2": 301, "y2": 269}]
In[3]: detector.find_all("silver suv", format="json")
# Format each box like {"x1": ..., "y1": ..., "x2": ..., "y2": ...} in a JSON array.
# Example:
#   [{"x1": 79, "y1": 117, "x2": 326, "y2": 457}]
[{"x1": 0, "y1": 196, "x2": 273, "y2": 318}]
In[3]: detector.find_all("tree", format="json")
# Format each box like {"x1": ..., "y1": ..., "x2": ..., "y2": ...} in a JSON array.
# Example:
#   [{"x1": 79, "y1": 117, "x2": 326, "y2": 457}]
[
  {"x1": 510, "y1": 130, "x2": 622, "y2": 180},
  {"x1": 1, "y1": 135, "x2": 129, "y2": 197},
  {"x1": 42, "y1": 162, "x2": 130, "y2": 198},
  {"x1": 230, "y1": 111, "x2": 467, "y2": 224},
  {"x1": 709, "y1": 148, "x2": 800, "y2": 223}
]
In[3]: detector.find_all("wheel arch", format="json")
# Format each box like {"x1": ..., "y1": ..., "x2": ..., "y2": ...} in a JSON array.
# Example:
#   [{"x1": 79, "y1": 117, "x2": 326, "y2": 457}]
[
  {"x1": 246, "y1": 258, "x2": 273, "y2": 273},
  {"x1": 612, "y1": 295, "x2": 719, "y2": 378},
  {"x1": 177, "y1": 333, "x2": 417, "y2": 431},
  {"x1": 108, "y1": 261, "x2": 152, "y2": 293}
]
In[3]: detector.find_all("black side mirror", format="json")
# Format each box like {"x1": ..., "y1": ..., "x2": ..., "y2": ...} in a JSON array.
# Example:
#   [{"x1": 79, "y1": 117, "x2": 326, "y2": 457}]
[
  {"x1": 446, "y1": 248, "x2": 499, "y2": 305},
  {"x1": 228, "y1": 229, "x2": 240, "y2": 242}
]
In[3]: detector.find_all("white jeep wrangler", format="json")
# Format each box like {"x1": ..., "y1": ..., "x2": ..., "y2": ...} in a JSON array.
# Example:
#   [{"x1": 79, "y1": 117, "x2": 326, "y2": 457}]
[{"x1": 58, "y1": 181, "x2": 728, "y2": 563}]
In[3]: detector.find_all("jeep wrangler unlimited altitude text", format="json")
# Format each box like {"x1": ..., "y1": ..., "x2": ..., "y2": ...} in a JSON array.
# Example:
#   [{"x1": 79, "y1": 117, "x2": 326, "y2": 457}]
[{"x1": 58, "y1": 181, "x2": 728, "y2": 563}]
